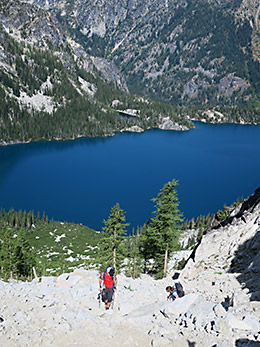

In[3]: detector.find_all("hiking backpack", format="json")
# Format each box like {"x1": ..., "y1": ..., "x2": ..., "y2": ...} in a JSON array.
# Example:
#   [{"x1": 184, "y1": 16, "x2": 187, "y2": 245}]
[
  {"x1": 102, "y1": 267, "x2": 115, "y2": 289},
  {"x1": 175, "y1": 282, "x2": 185, "y2": 297}
]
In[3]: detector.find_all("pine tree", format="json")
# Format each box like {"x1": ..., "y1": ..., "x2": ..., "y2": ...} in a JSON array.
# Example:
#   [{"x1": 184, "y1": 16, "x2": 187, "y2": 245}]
[
  {"x1": 14, "y1": 229, "x2": 35, "y2": 278},
  {"x1": 0, "y1": 227, "x2": 35, "y2": 280},
  {"x1": 138, "y1": 221, "x2": 161, "y2": 273},
  {"x1": 140, "y1": 179, "x2": 183, "y2": 278},
  {"x1": 152, "y1": 179, "x2": 183, "y2": 277},
  {"x1": 98, "y1": 203, "x2": 129, "y2": 273},
  {"x1": 0, "y1": 226, "x2": 15, "y2": 280},
  {"x1": 125, "y1": 227, "x2": 142, "y2": 279}
]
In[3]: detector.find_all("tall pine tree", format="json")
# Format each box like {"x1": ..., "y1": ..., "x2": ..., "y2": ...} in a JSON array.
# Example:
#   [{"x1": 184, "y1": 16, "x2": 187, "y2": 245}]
[
  {"x1": 139, "y1": 179, "x2": 183, "y2": 278},
  {"x1": 98, "y1": 203, "x2": 129, "y2": 273},
  {"x1": 152, "y1": 179, "x2": 183, "y2": 277}
]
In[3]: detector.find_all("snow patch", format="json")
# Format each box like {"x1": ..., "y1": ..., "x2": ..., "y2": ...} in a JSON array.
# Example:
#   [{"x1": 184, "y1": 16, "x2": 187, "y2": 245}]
[
  {"x1": 66, "y1": 256, "x2": 75, "y2": 262},
  {"x1": 54, "y1": 234, "x2": 66, "y2": 242},
  {"x1": 46, "y1": 252, "x2": 60, "y2": 258}
]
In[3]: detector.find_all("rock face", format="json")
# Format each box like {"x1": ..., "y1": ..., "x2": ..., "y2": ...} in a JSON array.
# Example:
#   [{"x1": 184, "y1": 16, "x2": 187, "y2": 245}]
[
  {"x1": 1, "y1": 188, "x2": 260, "y2": 346},
  {"x1": 182, "y1": 187, "x2": 260, "y2": 301},
  {"x1": 179, "y1": 187, "x2": 260, "y2": 344},
  {"x1": 0, "y1": 0, "x2": 128, "y2": 92},
  {"x1": 159, "y1": 117, "x2": 189, "y2": 131},
  {"x1": 22, "y1": 0, "x2": 260, "y2": 106},
  {"x1": 122, "y1": 125, "x2": 144, "y2": 133}
]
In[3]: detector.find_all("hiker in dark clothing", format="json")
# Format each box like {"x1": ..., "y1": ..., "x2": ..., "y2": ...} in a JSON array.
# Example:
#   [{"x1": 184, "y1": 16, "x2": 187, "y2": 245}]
[
  {"x1": 99, "y1": 267, "x2": 117, "y2": 310},
  {"x1": 166, "y1": 285, "x2": 178, "y2": 301}
]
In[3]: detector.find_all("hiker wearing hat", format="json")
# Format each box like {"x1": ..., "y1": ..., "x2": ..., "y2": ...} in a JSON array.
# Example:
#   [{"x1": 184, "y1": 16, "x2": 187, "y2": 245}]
[{"x1": 99, "y1": 267, "x2": 117, "y2": 310}]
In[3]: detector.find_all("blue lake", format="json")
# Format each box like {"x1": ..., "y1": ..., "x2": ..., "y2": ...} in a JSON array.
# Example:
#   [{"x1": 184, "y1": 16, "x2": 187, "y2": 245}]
[{"x1": 0, "y1": 122, "x2": 259, "y2": 231}]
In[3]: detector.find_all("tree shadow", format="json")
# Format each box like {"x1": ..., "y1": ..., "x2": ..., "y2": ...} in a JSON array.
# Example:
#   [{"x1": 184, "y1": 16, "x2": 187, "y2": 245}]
[{"x1": 228, "y1": 187, "x2": 260, "y2": 301}]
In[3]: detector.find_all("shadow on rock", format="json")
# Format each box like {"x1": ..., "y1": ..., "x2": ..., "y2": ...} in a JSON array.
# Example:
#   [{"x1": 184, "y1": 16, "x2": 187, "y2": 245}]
[
  {"x1": 228, "y1": 187, "x2": 260, "y2": 301},
  {"x1": 235, "y1": 338, "x2": 260, "y2": 347}
]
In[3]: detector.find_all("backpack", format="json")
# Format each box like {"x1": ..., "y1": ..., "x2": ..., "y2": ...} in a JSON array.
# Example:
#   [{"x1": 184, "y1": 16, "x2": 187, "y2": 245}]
[
  {"x1": 102, "y1": 267, "x2": 115, "y2": 289},
  {"x1": 175, "y1": 282, "x2": 185, "y2": 297},
  {"x1": 169, "y1": 289, "x2": 178, "y2": 301}
]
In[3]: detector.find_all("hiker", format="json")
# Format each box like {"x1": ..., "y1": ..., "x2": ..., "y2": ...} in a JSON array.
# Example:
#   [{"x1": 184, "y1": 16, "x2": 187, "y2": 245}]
[
  {"x1": 99, "y1": 267, "x2": 117, "y2": 310},
  {"x1": 166, "y1": 285, "x2": 178, "y2": 301}
]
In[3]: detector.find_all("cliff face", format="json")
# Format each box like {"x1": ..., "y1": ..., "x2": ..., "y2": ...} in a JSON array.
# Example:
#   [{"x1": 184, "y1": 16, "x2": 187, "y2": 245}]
[
  {"x1": 177, "y1": 187, "x2": 260, "y2": 344},
  {"x1": 0, "y1": 0, "x2": 128, "y2": 90},
  {"x1": 181, "y1": 187, "x2": 260, "y2": 302},
  {"x1": 22, "y1": 0, "x2": 260, "y2": 106},
  {"x1": 236, "y1": 0, "x2": 260, "y2": 61}
]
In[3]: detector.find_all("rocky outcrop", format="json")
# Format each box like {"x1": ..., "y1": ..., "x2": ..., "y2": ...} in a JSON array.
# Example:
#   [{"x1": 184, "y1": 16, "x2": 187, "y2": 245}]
[
  {"x1": 0, "y1": 270, "x2": 167, "y2": 346},
  {"x1": 219, "y1": 74, "x2": 249, "y2": 97},
  {"x1": 159, "y1": 117, "x2": 189, "y2": 131},
  {"x1": 121, "y1": 125, "x2": 144, "y2": 133},
  {"x1": 177, "y1": 187, "x2": 260, "y2": 345},
  {"x1": 0, "y1": 0, "x2": 128, "y2": 95},
  {"x1": 1, "y1": 188, "x2": 260, "y2": 346}
]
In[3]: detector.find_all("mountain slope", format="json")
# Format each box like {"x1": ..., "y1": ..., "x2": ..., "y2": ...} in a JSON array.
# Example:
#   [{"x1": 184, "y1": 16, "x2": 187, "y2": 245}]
[
  {"x1": 0, "y1": 0, "x2": 192, "y2": 144},
  {"x1": 0, "y1": 188, "x2": 259, "y2": 346},
  {"x1": 26, "y1": 0, "x2": 260, "y2": 108}
]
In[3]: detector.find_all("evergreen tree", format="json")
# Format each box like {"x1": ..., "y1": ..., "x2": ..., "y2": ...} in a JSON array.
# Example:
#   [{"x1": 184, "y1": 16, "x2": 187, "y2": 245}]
[
  {"x1": 125, "y1": 227, "x2": 142, "y2": 279},
  {"x1": 138, "y1": 221, "x2": 161, "y2": 274},
  {"x1": 98, "y1": 203, "x2": 129, "y2": 273},
  {"x1": 14, "y1": 229, "x2": 35, "y2": 278},
  {"x1": 0, "y1": 227, "x2": 35, "y2": 280},
  {"x1": 143, "y1": 179, "x2": 183, "y2": 278},
  {"x1": 0, "y1": 226, "x2": 15, "y2": 280}
]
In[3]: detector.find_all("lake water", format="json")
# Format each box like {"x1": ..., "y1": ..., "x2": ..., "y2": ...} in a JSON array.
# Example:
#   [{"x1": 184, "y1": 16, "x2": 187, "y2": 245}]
[{"x1": 0, "y1": 122, "x2": 259, "y2": 231}]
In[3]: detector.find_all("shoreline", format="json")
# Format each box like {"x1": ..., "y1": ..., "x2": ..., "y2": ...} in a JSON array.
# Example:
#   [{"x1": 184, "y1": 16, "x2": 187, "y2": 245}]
[
  {"x1": 0, "y1": 123, "x2": 190, "y2": 147},
  {"x1": 1, "y1": 118, "x2": 259, "y2": 147}
]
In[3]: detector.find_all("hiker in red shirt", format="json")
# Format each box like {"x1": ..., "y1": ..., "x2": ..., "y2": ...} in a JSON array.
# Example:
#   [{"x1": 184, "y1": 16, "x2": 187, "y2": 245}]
[{"x1": 99, "y1": 267, "x2": 117, "y2": 310}]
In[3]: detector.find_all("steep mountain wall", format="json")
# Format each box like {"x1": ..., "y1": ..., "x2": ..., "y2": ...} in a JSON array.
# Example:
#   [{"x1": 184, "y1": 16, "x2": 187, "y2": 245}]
[
  {"x1": 25, "y1": 0, "x2": 260, "y2": 107},
  {"x1": 181, "y1": 187, "x2": 260, "y2": 302},
  {"x1": 0, "y1": 0, "x2": 195, "y2": 144}
]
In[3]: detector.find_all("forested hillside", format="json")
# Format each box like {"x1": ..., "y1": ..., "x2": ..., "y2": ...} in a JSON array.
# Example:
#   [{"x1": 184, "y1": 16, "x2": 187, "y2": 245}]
[
  {"x1": 0, "y1": 207, "x2": 102, "y2": 279},
  {"x1": 0, "y1": 0, "x2": 194, "y2": 145},
  {"x1": 31, "y1": 0, "x2": 260, "y2": 110},
  {"x1": 1, "y1": 1, "x2": 260, "y2": 146},
  {"x1": 0, "y1": 178, "x2": 230, "y2": 281}
]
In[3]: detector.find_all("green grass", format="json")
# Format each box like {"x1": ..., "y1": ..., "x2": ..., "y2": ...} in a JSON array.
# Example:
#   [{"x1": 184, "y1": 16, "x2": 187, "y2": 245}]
[{"x1": 26, "y1": 220, "x2": 101, "y2": 276}]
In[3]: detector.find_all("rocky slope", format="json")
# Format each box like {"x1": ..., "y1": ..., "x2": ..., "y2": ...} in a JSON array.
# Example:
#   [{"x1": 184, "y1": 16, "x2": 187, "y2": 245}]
[
  {"x1": 0, "y1": 0, "x2": 127, "y2": 90},
  {"x1": 0, "y1": 0, "x2": 192, "y2": 144},
  {"x1": 237, "y1": 0, "x2": 260, "y2": 61},
  {"x1": 0, "y1": 188, "x2": 259, "y2": 346},
  {"x1": 22, "y1": 0, "x2": 260, "y2": 108}
]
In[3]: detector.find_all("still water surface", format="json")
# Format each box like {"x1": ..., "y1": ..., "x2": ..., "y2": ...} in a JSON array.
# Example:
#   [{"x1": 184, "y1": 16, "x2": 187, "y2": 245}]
[{"x1": 0, "y1": 122, "x2": 259, "y2": 230}]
